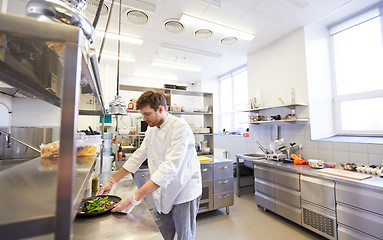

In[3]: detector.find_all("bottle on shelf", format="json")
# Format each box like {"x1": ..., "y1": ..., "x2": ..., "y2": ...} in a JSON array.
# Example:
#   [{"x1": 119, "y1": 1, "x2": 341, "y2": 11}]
[{"x1": 118, "y1": 144, "x2": 123, "y2": 161}]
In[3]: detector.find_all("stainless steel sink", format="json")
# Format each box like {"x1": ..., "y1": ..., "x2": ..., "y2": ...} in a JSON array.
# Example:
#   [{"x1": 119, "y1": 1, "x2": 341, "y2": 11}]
[
  {"x1": 243, "y1": 153, "x2": 266, "y2": 158},
  {"x1": 241, "y1": 153, "x2": 266, "y2": 168}
]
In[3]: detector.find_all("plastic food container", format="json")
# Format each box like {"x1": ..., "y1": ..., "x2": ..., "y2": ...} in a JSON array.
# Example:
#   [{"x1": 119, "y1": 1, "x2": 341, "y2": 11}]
[
  {"x1": 40, "y1": 135, "x2": 102, "y2": 159},
  {"x1": 325, "y1": 162, "x2": 336, "y2": 168},
  {"x1": 308, "y1": 159, "x2": 325, "y2": 169},
  {"x1": 76, "y1": 135, "x2": 102, "y2": 157}
]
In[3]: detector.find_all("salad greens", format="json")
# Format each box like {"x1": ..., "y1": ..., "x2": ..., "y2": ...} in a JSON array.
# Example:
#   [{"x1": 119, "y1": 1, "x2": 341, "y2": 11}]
[{"x1": 81, "y1": 196, "x2": 112, "y2": 213}]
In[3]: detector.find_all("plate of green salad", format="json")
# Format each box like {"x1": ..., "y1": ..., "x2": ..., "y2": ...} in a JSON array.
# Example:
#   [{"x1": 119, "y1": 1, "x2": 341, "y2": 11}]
[{"x1": 77, "y1": 195, "x2": 121, "y2": 217}]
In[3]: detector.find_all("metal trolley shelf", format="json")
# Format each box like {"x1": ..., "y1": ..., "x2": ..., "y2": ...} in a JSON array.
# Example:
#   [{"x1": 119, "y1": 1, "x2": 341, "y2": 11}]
[{"x1": 0, "y1": 13, "x2": 105, "y2": 239}]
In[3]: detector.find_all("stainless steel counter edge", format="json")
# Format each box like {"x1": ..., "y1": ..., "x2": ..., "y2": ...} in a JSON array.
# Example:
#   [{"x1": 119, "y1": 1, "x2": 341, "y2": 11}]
[
  {"x1": 73, "y1": 172, "x2": 162, "y2": 240},
  {"x1": 253, "y1": 159, "x2": 383, "y2": 192},
  {"x1": 200, "y1": 156, "x2": 233, "y2": 165}
]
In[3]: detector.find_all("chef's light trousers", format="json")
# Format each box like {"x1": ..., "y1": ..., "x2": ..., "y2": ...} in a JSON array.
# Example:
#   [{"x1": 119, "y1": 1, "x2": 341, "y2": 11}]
[{"x1": 153, "y1": 195, "x2": 201, "y2": 240}]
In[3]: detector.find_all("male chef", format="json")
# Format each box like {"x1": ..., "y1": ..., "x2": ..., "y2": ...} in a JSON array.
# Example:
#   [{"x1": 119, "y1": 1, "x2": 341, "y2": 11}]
[{"x1": 97, "y1": 90, "x2": 202, "y2": 240}]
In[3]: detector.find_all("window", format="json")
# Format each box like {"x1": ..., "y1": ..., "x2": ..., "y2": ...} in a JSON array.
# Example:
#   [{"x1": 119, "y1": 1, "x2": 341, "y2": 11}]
[
  {"x1": 330, "y1": 5, "x2": 383, "y2": 136},
  {"x1": 219, "y1": 67, "x2": 248, "y2": 132}
]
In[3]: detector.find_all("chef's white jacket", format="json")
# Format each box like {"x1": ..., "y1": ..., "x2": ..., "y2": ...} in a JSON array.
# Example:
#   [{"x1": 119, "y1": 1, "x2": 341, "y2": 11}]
[{"x1": 122, "y1": 114, "x2": 202, "y2": 214}]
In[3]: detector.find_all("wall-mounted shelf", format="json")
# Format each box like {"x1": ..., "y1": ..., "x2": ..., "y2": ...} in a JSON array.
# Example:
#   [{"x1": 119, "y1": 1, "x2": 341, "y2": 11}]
[
  {"x1": 170, "y1": 111, "x2": 213, "y2": 115},
  {"x1": 249, "y1": 119, "x2": 309, "y2": 125},
  {"x1": 248, "y1": 103, "x2": 308, "y2": 112},
  {"x1": 248, "y1": 103, "x2": 308, "y2": 126}
]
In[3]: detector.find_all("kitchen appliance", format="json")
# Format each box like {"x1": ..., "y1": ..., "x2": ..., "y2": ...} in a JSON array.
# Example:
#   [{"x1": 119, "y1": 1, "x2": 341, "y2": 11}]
[{"x1": 137, "y1": 119, "x2": 148, "y2": 134}]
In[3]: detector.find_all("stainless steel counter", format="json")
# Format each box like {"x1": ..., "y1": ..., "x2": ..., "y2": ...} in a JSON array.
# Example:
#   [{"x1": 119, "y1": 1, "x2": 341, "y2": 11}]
[
  {"x1": 0, "y1": 157, "x2": 94, "y2": 230},
  {"x1": 252, "y1": 159, "x2": 383, "y2": 192},
  {"x1": 73, "y1": 172, "x2": 162, "y2": 240}
]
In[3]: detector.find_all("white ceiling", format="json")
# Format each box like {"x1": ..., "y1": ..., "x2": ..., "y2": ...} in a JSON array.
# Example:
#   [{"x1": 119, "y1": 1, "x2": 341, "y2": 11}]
[
  {"x1": 3, "y1": 0, "x2": 379, "y2": 84},
  {"x1": 85, "y1": 0, "x2": 363, "y2": 83}
]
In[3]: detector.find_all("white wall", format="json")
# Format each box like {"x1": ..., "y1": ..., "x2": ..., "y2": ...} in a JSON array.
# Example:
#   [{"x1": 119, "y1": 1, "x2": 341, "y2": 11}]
[
  {"x1": 304, "y1": 23, "x2": 334, "y2": 140},
  {"x1": 11, "y1": 98, "x2": 61, "y2": 127},
  {"x1": 247, "y1": 28, "x2": 309, "y2": 112},
  {"x1": 215, "y1": 19, "x2": 383, "y2": 166}
]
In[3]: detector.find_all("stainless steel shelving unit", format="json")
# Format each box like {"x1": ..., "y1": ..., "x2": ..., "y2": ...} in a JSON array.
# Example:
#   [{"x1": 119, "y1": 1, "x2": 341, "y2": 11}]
[
  {"x1": 0, "y1": 13, "x2": 104, "y2": 240},
  {"x1": 119, "y1": 84, "x2": 214, "y2": 155}
]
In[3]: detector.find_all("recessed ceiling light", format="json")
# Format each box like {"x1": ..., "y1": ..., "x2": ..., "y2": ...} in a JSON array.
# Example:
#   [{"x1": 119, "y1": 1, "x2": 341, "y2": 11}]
[
  {"x1": 164, "y1": 20, "x2": 185, "y2": 33},
  {"x1": 194, "y1": 29, "x2": 213, "y2": 39},
  {"x1": 126, "y1": 10, "x2": 149, "y2": 24},
  {"x1": 220, "y1": 37, "x2": 238, "y2": 46},
  {"x1": 95, "y1": 30, "x2": 143, "y2": 45},
  {"x1": 162, "y1": 43, "x2": 222, "y2": 58},
  {"x1": 180, "y1": 13, "x2": 255, "y2": 41},
  {"x1": 151, "y1": 59, "x2": 201, "y2": 72}
]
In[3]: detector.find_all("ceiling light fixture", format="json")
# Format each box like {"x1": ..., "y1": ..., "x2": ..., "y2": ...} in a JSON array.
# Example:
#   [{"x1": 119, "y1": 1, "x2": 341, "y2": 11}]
[
  {"x1": 126, "y1": 9, "x2": 149, "y2": 24},
  {"x1": 194, "y1": 29, "x2": 213, "y2": 39},
  {"x1": 102, "y1": 54, "x2": 135, "y2": 62},
  {"x1": 95, "y1": 30, "x2": 143, "y2": 44},
  {"x1": 133, "y1": 72, "x2": 178, "y2": 81},
  {"x1": 164, "y1": 19, "x2": 185, "y2": 33},
  {"x1": 161, "y1": 43, "x2": 222, "y2": 58},
  {"x1": 220, "y1": 36, "x2": 238, "y2": 46},
  {"x1": 151, "y1": 60, "x2": 202, "y2": 72},
  {"x1": 180, "y1": 13, "x2": 255, "y2": 41}
]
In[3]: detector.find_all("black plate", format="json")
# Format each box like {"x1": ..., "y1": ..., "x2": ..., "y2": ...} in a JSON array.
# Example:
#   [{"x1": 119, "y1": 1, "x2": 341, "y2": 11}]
[{"x1": 77, "y1": 195, "x2": 121, "y2": 217}]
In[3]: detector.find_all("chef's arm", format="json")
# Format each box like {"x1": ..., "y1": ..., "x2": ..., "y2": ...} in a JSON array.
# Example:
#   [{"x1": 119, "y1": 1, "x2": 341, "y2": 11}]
[
  {"x1": 134, "y1": 180, "x2": 159, "y2": 201},
  {"x1": 111, "y1": 167, "x2": 131, "y2": 182}
]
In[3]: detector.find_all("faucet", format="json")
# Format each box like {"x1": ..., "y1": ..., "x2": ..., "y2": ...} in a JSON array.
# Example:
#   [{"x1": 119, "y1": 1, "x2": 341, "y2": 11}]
[
  {"x1": 0, "y1": 101, "x2": 12, "y2": 148},
  {"x1": 257, "y1": 141, "x2": 269, "y2": 154}
]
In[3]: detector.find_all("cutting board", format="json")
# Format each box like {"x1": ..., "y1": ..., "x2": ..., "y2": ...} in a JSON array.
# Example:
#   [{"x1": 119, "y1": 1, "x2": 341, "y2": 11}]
[{"x1": 317, "y1": 168, "x2": 372, "y2": 180}]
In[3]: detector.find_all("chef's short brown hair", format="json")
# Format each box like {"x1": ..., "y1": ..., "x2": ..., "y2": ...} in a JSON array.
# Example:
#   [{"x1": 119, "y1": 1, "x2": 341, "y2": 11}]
[{"x1": 136, "y1": 90, "x2": 167, "y2": 111}]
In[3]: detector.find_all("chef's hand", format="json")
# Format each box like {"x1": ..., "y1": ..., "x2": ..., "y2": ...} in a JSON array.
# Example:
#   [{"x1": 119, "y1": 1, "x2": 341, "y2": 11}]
[
  {"x1": 112, "y1": 192, "x2": 141, "y2": 214},
  {"x1": 96, "y1": 177, "x2": 116, "y2": 196}
]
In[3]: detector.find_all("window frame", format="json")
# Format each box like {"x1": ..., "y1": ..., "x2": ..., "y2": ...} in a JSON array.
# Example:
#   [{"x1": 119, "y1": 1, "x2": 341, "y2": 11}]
[
  {"x1": 329, "y1": 4, "x2": 383, "y2": 136},
  {"x1": 218, "y1": 66, "x2": 248, "y2": 132}
]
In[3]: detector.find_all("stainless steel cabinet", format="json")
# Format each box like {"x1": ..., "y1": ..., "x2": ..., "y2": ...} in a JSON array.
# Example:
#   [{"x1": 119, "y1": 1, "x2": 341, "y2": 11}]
[
  {"x1": 255, "y1": 191, "x2": 275, "y2": 212},
  {"x1": 274, "y1": 168, "x2": 300, "y2": 191},
  {"x1": 200, "y1": 159, "x2": 234, "y2": 214},
  {"x1": 338, "y1": 224, "x2": 379, "y2": 240},
  {"x1": 133, "y1": 168, "x2": 155, "y2": 210},
  {"x1": 254, "y1": 164, "x2": 301, "y2": 225},
  {"x1": 301, "y1": 175, "x2": 335, "y2": 210},
  {"x1": 336, "y1": 183, "x2": 383, "y2": 239},
  {"x1": 301, "y1": 200, "x2": 336, "y2": 239},
  {"x1": 274, "y1": 184, "x2": 300, "y2": 208},
  {"x1": 337, "y1": 203, "x2": 383, "y2": 239},
  {"x1": 300, "y1": 175, "x2": 336, "y2": 240},
  {"x1": 273, "y1": 169, "x2": 301, "y2": 225},
  {"x1": 336, "y1": 183, "x2": 383, "y2": 215}
]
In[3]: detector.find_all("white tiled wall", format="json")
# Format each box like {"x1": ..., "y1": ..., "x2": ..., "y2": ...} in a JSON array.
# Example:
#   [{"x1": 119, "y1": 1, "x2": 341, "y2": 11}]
[{"x1": 215, "y1": 123, "x2": 383, "y2": 166}]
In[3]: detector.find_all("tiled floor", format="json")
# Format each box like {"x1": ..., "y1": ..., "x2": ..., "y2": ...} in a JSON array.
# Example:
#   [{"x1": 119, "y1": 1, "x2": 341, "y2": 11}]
[{"x1": 196, "y1": 192, "x2": 326, "y2": 240}]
